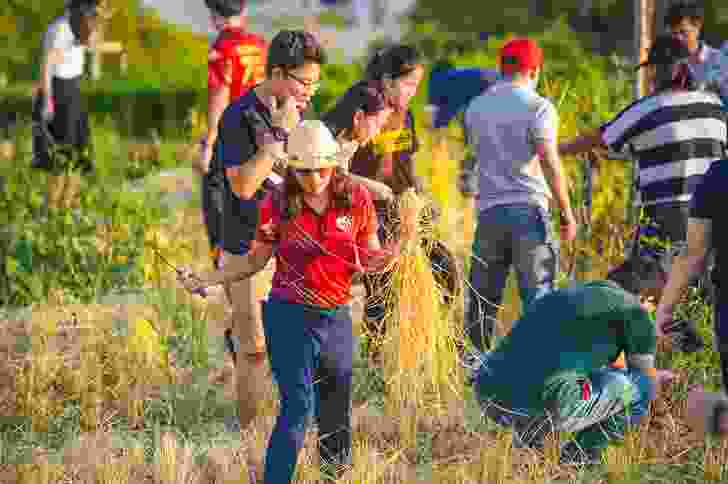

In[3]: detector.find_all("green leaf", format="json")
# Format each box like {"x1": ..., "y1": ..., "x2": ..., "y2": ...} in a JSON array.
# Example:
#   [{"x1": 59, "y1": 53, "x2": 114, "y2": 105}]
[{"x1": 5, "y1": 256, "x2": 18, "y2": 275}]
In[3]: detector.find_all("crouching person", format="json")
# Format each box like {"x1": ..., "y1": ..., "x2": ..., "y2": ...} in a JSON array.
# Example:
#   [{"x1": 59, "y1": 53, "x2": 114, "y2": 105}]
[
  {"x1": 472, "y1": 280, "x2": 672, "y2": 464},
  {"x1": 179, "y1": 120, "x2": 419, "y2": 483}
]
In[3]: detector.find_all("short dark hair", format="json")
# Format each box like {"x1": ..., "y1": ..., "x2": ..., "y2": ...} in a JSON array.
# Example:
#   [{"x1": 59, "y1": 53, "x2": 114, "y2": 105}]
[
  {"x1": 266, "y1": 30, "x2": 326, "y2": 76},
  {"x1": 665, "y1": 1, "x2": 705, "y2": 27},
  {"x1": 204, "y1": 0, "x2": 245, "y2": 18},
  {"x1": 67, "y1": 0, "x2": 99, "y2": 16},
  {"x1": 322, "y1": 81, "x2": 389, "y2": 138},
  {"x1": 607, "y1": 256, "x2": 666, "y2": 296},
  {"x1": 365, "y1": 44, "x2": 423, "y2": 81}
]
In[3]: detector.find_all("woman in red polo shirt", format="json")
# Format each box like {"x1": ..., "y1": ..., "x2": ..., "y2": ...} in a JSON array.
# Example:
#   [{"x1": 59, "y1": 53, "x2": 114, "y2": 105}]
[{"x1": 179, "y1": 120, "x2": 419, "y2": 483}]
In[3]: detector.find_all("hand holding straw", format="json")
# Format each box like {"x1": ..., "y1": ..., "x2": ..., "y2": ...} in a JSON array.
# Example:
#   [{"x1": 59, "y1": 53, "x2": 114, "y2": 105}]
[{"x1": 150, "y1": 246, "x2": 208, "y2": 298}]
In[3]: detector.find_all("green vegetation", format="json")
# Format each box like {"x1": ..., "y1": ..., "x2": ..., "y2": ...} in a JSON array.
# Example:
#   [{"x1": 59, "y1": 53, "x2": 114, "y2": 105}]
[
  {"x1": 0, "y1": 0, "x2": 208, "y2": 87},
  {"x1": 406, "y1": 0, "x2": 728, "y2": 55},
  {"x1": 0, "y1": 121, "x2": 195, "y2": 307}
]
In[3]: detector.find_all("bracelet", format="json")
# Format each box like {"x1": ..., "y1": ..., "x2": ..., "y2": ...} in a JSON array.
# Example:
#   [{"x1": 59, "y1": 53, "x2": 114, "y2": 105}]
[{"x1": 270, "y1": 127, "x2": 289, "y2": 143}]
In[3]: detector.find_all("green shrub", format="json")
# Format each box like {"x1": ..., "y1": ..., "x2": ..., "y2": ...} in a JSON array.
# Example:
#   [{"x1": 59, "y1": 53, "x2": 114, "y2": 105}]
[
  {"x1": 0, "y1": 81, "x2": 205, "y2": 140},
  {"x1": 0, "y1": 125, "x2": 170, "y2": 307}
]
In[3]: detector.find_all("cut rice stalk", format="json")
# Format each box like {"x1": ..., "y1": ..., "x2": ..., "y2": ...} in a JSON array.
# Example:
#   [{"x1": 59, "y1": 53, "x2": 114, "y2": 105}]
[{"x1": 380, "y1": 190, "x2": 463, "y2": 416}]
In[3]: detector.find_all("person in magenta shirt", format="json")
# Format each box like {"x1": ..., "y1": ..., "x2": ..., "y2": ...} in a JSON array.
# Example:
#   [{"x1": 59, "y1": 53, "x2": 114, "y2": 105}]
[{"x1": 179, "y1": 120, "x2": 419, "y2": 483}]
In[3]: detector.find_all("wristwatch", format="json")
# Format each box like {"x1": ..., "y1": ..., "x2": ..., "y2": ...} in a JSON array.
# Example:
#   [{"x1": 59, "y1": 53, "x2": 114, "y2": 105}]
[{"x1": 270, "y1": 127, "x2": 289, "y2": 143}]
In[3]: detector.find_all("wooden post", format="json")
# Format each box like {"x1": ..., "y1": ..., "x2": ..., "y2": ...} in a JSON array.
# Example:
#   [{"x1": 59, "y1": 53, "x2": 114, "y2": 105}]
[
  {"x1": 628, "y1": 0, "x2": 655, "y2": 228},
  {"x1": 635, "y1": 0, "x2": 656, "y2": 98}
]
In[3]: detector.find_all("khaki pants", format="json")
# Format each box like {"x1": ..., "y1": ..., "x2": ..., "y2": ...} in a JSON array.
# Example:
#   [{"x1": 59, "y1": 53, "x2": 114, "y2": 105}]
[{"x1": 222, "y1": 252, "x2": 269, "y2": 430}]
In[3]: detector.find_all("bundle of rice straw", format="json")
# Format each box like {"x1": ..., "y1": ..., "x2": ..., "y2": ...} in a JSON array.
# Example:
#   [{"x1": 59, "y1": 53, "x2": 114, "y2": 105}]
[{"x1": 380, "y1": 189, "x2": 463, "y2": 416}]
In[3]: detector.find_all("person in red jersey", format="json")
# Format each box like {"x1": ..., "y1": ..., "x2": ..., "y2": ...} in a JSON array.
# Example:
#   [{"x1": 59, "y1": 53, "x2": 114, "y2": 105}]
[{"x1": 198, "y1": 0, "x2": 268, "y2": 268}]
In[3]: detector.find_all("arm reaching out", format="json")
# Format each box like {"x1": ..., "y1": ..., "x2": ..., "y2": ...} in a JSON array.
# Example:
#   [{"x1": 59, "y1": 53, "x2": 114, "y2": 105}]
[
  {"x1": 655, "y1": 221, "x2": 712, "y2": 333},
  {"x1": 558, "y1": 128, "x2": 605, "y2": 158},
  {"x1": 179, "y1": 242, "x2": 274, "y2": 293}
]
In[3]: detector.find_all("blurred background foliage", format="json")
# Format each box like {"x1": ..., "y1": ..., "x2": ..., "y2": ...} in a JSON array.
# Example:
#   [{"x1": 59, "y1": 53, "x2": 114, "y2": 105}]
[{"x1": 2, "y1": 0, "x2": 727, "y2": 137}]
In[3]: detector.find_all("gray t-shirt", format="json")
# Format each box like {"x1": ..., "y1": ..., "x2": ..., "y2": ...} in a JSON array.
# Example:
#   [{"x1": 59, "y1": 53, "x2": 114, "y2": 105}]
[{"x1": 464, "y1": 83, "x2": 559, "y2": 213}]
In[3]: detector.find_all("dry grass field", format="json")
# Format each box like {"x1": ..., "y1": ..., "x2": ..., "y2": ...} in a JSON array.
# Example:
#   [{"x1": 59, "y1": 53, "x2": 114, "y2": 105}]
[{"x1": 0, "y1": 118, "x2": 726, "y2": 484}]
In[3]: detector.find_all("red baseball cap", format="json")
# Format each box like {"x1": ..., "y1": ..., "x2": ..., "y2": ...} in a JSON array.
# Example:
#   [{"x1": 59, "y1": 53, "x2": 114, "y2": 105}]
[{"x1": 499, "y1": 38, "x2": 543, "y2": 75}]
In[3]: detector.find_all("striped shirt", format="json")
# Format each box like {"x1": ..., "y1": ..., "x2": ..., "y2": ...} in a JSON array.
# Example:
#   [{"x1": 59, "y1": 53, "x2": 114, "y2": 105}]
[{"x1": 600, "y1": 89, "x2": 727, "y2": 206}]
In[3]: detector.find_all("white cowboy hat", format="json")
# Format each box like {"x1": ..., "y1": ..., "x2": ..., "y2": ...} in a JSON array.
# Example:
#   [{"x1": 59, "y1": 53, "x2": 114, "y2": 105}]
[{"x1": 287, "y1": 120, "x2": 351, "y2": 170}]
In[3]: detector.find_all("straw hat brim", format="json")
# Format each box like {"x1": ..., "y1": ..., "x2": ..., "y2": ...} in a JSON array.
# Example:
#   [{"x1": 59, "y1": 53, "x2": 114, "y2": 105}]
[{"x1": 287, "y1": 151, "x2": 350, "y2": 170}]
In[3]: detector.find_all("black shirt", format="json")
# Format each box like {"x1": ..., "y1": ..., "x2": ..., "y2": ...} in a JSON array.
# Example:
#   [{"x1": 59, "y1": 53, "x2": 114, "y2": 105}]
[{"x1": 213, "y1": 89, "x2": 277, "y2": 254}]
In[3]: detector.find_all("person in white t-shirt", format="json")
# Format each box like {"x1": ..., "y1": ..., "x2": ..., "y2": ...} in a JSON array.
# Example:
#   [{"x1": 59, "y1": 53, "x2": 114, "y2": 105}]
[{"x1": 33, "y1": 0, "x2": 99, "y2": 211}]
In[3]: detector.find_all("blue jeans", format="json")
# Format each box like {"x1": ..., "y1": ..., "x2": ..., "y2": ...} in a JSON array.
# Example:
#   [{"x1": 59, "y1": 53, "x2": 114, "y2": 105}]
[
  {"x1": 262, "y1": 298, "x2": 354, "y2": 484},
  {"x1": 466, "y1": 203, "x2": 559, "y2": 351},
  {"x1": 475, "y1": 358, "x2": 652, "y2": 455}
]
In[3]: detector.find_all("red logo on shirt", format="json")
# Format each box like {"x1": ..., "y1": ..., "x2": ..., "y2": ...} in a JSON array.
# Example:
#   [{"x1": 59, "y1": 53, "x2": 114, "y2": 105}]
[{"x1": 336, "y1": 215, "x2": 353, "y2": 232}]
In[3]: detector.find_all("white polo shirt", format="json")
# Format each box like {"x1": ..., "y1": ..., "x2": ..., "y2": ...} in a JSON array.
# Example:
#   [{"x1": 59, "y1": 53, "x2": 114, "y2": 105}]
[{"x1": 43, "y1": 15, "x2": 86, "y2": 80}]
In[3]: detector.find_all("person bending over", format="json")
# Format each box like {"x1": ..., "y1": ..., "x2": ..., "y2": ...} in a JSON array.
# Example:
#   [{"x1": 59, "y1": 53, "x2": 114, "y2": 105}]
[{"x1": 472, "y1": 278, "x2": 673, "y2": 464}]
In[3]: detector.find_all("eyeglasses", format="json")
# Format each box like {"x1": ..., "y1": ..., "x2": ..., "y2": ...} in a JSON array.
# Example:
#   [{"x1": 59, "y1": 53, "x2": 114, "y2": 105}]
[
  {"x1": 292, "y1": 166, "x2": 333, "y2": 176},
  {"x1": 286, "y1": 71, "x2": 321, "y2": 91}
]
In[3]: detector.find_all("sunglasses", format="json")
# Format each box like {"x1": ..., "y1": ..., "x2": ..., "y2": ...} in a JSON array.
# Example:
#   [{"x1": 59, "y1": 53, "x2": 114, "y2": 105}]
[
  {"x1": 292, "y1": 166, "x2": 333, "y2": 176},
  {"x1": 286, "y1": 71, "x2": 322, "y2": 91}
]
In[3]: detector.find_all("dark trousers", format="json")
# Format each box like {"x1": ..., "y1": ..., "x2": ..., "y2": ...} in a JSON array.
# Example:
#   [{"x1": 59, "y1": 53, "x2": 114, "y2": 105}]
[
  {"x1": 714, "y1": 296, "x2": 728, "y2": 390},
  {"x1": 262, "y1": 298, "x2": 353, "y2": 483},
  {"x1": 619, "y1": 202, "x2": 714, "y2": 296},
  {"x1": 32, "y1": 76, "x2": 92, "y2": 174},
  {"x1": 201, "y1": 174, "x2": 224, "y2": 265}
]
